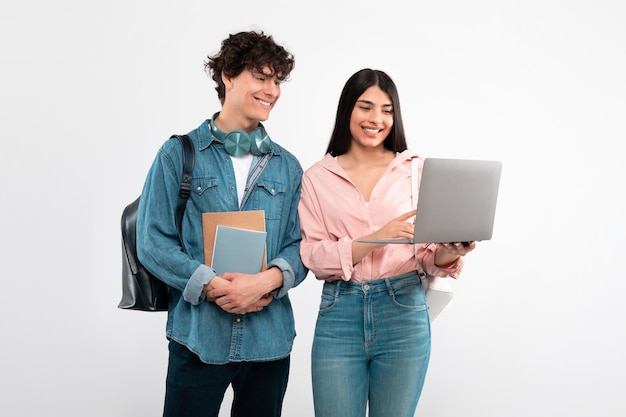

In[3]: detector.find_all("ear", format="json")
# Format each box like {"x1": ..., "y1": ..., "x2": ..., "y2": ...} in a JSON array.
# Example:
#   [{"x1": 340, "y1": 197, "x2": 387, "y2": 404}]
[{"x1": 221, "y1": 71, "x2": 234, "y2": 89}]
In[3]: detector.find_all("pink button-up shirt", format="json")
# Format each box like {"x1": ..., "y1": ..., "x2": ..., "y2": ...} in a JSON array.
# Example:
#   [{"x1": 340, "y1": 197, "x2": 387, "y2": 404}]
[{"x1": 298, "y1": 151, "x2": 463, "y2": 282}]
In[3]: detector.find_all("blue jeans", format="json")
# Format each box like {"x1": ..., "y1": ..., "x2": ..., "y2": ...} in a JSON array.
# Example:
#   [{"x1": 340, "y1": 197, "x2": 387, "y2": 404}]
[
  {"x1": 311, "y1": 272, "x2": 431, "y2": 417},
  {"x1": 163, "y1": 340, "x2": 290, "y2": 417}
]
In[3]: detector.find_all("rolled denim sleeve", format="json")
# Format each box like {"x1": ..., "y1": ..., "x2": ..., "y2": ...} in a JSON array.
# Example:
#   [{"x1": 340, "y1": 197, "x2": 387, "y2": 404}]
[
  {"x1": 267, "y1": 258, "x2": 294, "y2": 299},
  {"x1": 182, "y1": 263, "x2": 217, "y2": 305}
]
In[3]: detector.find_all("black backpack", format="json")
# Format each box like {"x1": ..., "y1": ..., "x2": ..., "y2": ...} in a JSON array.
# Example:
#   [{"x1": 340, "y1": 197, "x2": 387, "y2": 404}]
[{"x1": 118, "y1": 134, "x2": 194, "y2": 311}]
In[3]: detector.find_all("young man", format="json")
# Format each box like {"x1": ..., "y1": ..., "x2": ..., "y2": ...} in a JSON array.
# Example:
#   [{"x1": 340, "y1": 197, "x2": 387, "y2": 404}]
[{"x1": 136, "y1": 30, "x2": 308, "y2": 417}]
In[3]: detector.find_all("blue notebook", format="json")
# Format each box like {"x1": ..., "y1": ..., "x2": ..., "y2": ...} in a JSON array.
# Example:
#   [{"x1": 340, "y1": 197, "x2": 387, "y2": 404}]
[{"x1": 211, "y1": 225, "x2": 267, "y2": 276}]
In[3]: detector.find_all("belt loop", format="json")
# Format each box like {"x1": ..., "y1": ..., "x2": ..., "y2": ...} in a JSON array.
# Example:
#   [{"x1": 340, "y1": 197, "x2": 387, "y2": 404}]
[{"x1": 384, "y1": 277, "x2": 394, "y2": 295}]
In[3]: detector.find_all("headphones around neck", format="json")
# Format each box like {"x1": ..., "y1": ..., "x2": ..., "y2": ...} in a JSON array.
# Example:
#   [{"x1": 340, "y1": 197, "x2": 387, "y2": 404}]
[{"x1": 210, "y1": 114, "x2": 272, "y2": 157}]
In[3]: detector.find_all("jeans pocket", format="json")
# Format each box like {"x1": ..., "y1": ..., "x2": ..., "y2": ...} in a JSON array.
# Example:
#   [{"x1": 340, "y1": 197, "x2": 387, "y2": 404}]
[
  {"x1": 318, "y1": 290, "x2": 338, "y2": 313},
  {"x1": 391, "y1": 280, "x2": 426, "y2": 310}
]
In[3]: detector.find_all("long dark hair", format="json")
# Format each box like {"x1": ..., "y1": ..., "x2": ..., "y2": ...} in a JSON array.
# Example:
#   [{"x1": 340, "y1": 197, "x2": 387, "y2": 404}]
[{"x1": 326, "y1": 68, "x2": 408, "y2": 156}]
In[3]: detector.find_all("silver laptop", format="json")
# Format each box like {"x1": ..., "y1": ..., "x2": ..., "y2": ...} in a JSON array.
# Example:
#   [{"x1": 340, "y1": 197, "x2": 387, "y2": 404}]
[{"x1": 356, "y1": 158, "x2": 502, "y2": 244}]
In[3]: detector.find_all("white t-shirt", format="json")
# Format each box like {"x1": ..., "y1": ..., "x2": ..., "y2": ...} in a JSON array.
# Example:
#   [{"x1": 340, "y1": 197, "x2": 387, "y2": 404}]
[{"x1": 230, "y1": 153, "x2": 254, "y2": 206}]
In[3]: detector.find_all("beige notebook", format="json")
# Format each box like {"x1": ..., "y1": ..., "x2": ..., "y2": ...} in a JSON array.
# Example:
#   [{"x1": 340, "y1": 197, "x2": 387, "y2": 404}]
[{"x1": 202, "y1": 210, "x2": 267, "y2": 270}]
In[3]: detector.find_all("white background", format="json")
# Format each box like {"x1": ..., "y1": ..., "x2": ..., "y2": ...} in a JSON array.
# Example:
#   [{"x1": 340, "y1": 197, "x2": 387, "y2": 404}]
[{"x1": 1, "y1": 1, "x2": 625, "y2": 416}]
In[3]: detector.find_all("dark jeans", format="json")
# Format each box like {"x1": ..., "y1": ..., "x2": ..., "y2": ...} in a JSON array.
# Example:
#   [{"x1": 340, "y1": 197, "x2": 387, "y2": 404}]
[{"x1": 163, "y1": 340, "x2": 290, "y2": 417}]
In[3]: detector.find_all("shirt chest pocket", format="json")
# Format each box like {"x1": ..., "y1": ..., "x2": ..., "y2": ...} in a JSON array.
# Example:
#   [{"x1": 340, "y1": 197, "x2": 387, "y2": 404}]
[
  {"x1": 189, "y1": 177, "x2": 221, "y2": 213},
  {"x1": 251, "y1": 180, "x2": 285, "y2": 220},
  {"x1": 192, "y1": 177, "x2": 219, "y2": 196}
]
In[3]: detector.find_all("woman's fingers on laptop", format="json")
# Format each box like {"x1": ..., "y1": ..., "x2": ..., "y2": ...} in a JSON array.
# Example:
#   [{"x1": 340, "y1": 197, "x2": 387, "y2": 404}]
[
  {"x1": 397, "y1": 210, "x2": 417, "y2": 221},
  {"x1": 374, "y1": 213, "x2": 415, "y2": 239},
  {"x1": 440, "y1": 241, "x2": 476, "y2": 254}
]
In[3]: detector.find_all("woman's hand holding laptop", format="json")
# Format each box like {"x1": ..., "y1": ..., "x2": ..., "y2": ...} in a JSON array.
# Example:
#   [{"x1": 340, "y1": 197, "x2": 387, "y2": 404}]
[{"x1": 435, "y1": 241, "x2": 476, "y2": 267}]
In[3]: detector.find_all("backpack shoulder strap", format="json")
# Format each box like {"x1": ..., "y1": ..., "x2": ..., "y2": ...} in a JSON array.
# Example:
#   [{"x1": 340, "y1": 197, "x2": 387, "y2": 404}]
[{"x1": 171, "y1": 134, "x2": 195, "y2": 253}]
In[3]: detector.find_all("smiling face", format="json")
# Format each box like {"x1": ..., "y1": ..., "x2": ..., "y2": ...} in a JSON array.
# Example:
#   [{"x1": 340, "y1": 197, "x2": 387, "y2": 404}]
[
  {"x1": 348, "y1": 86, "x2": 394, "y2": 151},
  {"x1": 221, "y1": 66, "x2": 283, "y2": 131}
]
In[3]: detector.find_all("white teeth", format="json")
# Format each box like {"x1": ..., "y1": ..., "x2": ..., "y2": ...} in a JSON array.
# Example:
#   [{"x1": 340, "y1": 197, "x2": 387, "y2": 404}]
[
  {"x1": 258, "y1": 99, "x2": 271, "y2": 106},
  {"x1": 363, "y1": 128, "x2": 379, "y2": 133}
]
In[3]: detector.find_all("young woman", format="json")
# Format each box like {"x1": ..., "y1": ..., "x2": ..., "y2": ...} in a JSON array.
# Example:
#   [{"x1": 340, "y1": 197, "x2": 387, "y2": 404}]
[{"x1": 298, "y1": 68, "x2": 475, "y2": 417}]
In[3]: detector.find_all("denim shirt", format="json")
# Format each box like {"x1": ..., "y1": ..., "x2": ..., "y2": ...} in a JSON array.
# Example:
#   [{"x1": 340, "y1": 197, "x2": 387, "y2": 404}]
[{"x1": 136, "y1": 118, "x2": 308, "y2": 364}]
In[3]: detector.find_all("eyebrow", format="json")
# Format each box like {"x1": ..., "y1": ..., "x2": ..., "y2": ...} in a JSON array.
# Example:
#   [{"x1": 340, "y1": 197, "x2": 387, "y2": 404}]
[
  {"x1": 357, "y1": 99, "x2": 393, "y2": 108},
  {"x1": 252, "y1": 68, "x2": 278, "y2": 77},
  {"x1": 251, "y1": 68, "x2": 286, "y2": 82}
]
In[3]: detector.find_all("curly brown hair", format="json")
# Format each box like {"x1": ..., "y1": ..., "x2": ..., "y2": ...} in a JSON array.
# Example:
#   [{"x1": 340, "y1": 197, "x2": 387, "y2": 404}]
[{"x1": 204, "y1": 31, "x2": 295, "y2": 105}]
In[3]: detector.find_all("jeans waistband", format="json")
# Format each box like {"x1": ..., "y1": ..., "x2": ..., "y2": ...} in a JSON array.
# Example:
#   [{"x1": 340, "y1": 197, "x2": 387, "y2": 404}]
[{"x1": 323, "y1": 271, "x2": 421, "y2": 295}]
